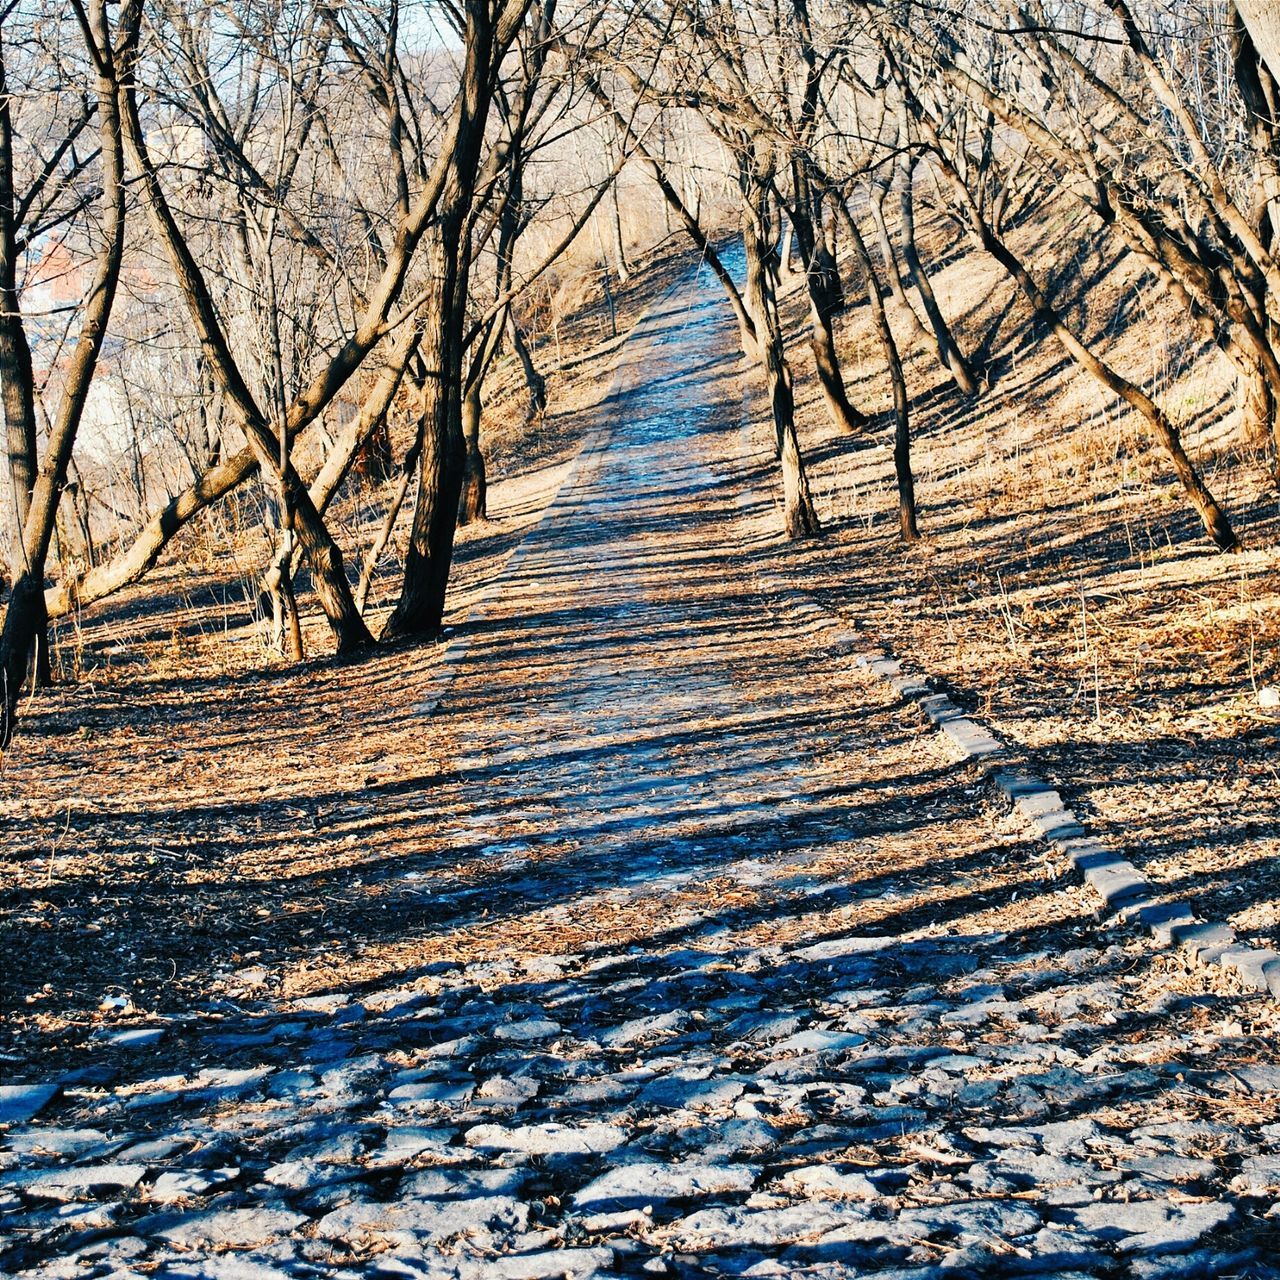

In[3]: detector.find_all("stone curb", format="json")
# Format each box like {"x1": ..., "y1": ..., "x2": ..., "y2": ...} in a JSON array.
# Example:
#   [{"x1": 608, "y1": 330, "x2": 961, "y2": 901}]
[{"x1": 758, "y1": 575, "x2": 1280, "y2": 1000}]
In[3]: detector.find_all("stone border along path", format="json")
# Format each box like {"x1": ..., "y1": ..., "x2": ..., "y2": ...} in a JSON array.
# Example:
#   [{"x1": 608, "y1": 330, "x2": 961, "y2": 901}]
[{"x1": 753, "y1": 581, "x2": 1280, "y2": 1000}]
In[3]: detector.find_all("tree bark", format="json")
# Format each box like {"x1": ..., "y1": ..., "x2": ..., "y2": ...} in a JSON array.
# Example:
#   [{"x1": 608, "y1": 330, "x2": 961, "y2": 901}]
[
  {"x1": 0, "y1": 0, "x2": 135, "y2": 745},
  {"x1": 356, "y1": 417, "x2": 424, "y2": 614},
  {"x1": 609, "y1": 176, "x2": 630, "y2": 284},
  {"x1": 382, "y1": 235, "x2": 471, "y2": 638},
  {"x1": 839, "y1": 196, "x2": 919, "y2": 541},
  {"x1": 507, "y1": 312, "x2": 547, "y2": 421},
  {"x1": 458, "y1": 376, "x2": 487, "y2": 525},
  {"x1": 0, "y1": 25, "x2": 50, "y2": 688},
  {"x1": 896, "y1": 157, "x2": 979, "y2": 395},
  {"x1": 740, "y1": 176, "x2": 820, "y2": 539},
  {"x1": 1235, "y1": 0, "x2": 1280, "y2": 92},
  {"x1": 788, "y1": 179, "x2": 866, "y2": 435},
  {"x1": 381, "y1": 334, "x2": 467, "y2": 637},
  {"x1": 869, "y1": 182, "x2": 930, "y2": 344}
]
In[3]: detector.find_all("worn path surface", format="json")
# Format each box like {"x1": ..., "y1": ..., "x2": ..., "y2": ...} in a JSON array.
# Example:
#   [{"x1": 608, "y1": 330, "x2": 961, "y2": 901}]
[{"x1": 4, "y1": 263, "x2": 1280, "y2": 1278}]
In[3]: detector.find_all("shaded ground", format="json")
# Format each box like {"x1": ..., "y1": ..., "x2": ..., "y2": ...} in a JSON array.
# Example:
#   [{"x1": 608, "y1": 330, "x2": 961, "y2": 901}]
[{"x1": 2, "y1": 254, "x2": 1280, "y2": 1278}]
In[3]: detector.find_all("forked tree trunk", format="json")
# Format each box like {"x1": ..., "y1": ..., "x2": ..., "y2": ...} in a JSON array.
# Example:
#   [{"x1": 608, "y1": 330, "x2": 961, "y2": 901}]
[
  {"x1": 262, "y1": 530, "x2": 304, "y2": 660},
  {"x1": 381, "y1": 0, "x2": 513, "y2": 637},
  {"x1": 741, "y1": 200, "x2": 821, "y2": 539}
]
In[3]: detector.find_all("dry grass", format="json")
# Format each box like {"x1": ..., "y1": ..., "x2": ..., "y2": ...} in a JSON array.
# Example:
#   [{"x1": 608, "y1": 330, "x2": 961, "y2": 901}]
[{"x1": 755, "y1": 191, "x2": 1280, "y2": 950}]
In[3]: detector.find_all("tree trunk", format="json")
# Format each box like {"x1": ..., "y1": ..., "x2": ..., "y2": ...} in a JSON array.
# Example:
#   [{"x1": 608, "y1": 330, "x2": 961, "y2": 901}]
[
  {"x1": 0, "y1": 0, "x2": 134, "y2": 745},
  {"x1": 799, "y1": 196, "x2": 867, "y2": 435},
  {"x1": 896, "y1": 158, "x2": 979, "y2": 395},
  {"x1": 609, "y1": 178, "x2": 630, "y2": 284},
  {"x1": 1239, "y1": 359, "x2": 1277, "y2": 462},
  {"x1": 742, "y1": 202, "x2": 820, "y2": 539},
  {"x1": 1234, "y1": 2, "x2": 1280, "y2": 248},
  {"x1": 507, "y1": 313, "x2": 546, "y2": 421},
  {"x1": 779, "y1": 219, "x2": 797, "y2": 277},
  {"x1": 808, "y1": 299, "x2": 866, "y2": 435},
  {"x1": 1235, "y1": 0, "x2": 1280, "y2": 95},
  {"x1": 357, "y1": 418, "x2": 424, "y2": 615},
  {"x1": 47, "y1": 446, "x2": 258, "y2": 619},
  {"x1": 983, "y1": 220, "x2": 1238, "y2": 550},
  {"x1": 869, "y1": 183, "x2": 931, "y2": 344},
  {"x1": 381, "y1": 381, "x2": 466, "y2": 638},
  {"x1": 0, "y1": 25, "x2": 49, "y2": 689},
  {"x1": 383, "y1": 233, "x2": 471, "y2": 639},
  {"x1": 458, "y1": 377, "x2": 487, "y2": 525},
  {"x1": 262, "y1": 521, "x2": 304, "y2": 661},
  {"x1": 841, "y1": 196, "x2": 919, "y2": 541}
]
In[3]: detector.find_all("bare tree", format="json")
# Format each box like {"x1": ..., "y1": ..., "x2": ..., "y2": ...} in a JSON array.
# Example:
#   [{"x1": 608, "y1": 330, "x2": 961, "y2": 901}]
[
  {"x1": 880, "y1": 16, "x2": 1239, "y2": 549},
  {"x1": 0, "y1": 0, "x2": 139, "y2": 746}
]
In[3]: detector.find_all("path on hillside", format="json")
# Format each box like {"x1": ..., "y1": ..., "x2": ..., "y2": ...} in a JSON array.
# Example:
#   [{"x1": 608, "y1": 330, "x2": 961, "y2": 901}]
[{"x1": 2, "y1": 261, "x2": 1278, "y2": 1279}]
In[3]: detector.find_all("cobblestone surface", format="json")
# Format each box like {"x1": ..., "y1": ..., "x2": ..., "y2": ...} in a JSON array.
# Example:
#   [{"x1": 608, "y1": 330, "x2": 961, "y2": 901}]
[{"x1": 3, "y1": 262, "x2": 1280, "y2": 1277}]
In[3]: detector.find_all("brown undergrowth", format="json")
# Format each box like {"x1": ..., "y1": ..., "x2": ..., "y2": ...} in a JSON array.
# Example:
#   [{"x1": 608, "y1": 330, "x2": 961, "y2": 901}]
[
  {"x1": 3, "y1": 207, "x2": 1279, "y2": 1084},
  {"x1": 758, "y1": 198, "x2": 1280, "y2": 956},
  {"x1": 0, "y1": 248, "x2": 695, "y2": 1068}
]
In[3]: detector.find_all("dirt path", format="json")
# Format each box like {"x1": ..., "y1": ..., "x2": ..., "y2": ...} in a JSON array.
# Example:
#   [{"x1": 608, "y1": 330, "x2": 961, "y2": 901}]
[{"x1": 3, "y1": 262, "x2": 1280, "y2": 1278}]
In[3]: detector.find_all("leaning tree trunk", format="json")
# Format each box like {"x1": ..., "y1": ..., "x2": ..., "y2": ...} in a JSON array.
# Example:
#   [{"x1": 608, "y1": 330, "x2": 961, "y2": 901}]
[
  {"x1": 790, "y1": 185, "x2": 867, "y2": 435},
  {"x1": 357, "y1": 417, "x2": 425, "y2": 614},
  {"x1": 507, "y1": 313, "x2": 547, "y2": 422},
  {"x1": 841, "y1": 196, "x2": 919, "y2": 541},
  {"x1": 0, "y1": 0, "x2": 133, "y2": 746},
  {"x1": 980, "y1": 216, "x2": 1238, "y2": 549},
  {"x1": 118, "y1": 66, "x2": 375, "y2": 654},
  {"x1": 895, "y1": 80, "x2": 1240, "y2": 549},
  {"x1": 896, "y1": 157, "x2": 979, "y2": 395},
  {"x1": 869, "y1": 182, "x2": 931, "y2": 345}
]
